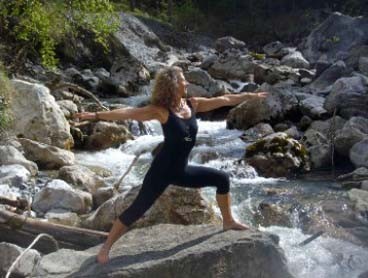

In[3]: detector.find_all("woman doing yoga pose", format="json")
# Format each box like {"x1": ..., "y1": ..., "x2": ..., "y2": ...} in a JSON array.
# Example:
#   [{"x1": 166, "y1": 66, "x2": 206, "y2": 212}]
[{"x1": 73, "y1": 66, "x2": 268, "y2": 264}]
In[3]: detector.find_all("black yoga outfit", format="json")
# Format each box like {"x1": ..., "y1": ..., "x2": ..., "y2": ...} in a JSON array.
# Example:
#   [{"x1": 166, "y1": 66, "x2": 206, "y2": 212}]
[{"x1": 119, "y1": 99, "x2": 230, "y2": 227}]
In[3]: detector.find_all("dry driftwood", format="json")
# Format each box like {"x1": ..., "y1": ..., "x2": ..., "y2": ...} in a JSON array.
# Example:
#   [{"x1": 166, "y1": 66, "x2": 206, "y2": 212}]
[{"x1": 0, "y1": 209, "x2": 108, "y2": 253}]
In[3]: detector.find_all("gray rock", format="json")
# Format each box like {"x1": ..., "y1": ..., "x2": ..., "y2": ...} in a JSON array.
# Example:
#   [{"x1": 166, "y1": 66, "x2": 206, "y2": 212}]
[
  {"x1": 45, "y1": 209, "x2": 81, "y2": 226},
  {"x1": 301, "y1": 12, "x2": 368, "y2": 64},
  {"x1": 227, "y1": 83, "x2": 298, "y2": 130},
  {"x1": 359, "y1": 56, "x2": 368, "y2": 76},
  {"x1": 325, "y1": 75, "x2": 368, "y2": 119},
  {"x1": 263, "y1": 41, "x2": 284, "y2": 57},
  {"x1": 10, "y1": 79, "x2": 74, "y2": 149},
  {"x1": 57, "y1": 100, "x2": 78, "y2": 119},
  {"x1": 338, "y1": 167, "x2": 368, "y2": 189},
  {"x1": 307, "y1": 144, "x2": 331, "y2": 169},
  {"x1": 299, "y1": 115, "x2": 313, "y2": 130},
  {"x1": 58, "y1": 164, "x2": 106, "y2": 194},
  {"x1": 348, "y1": 189, "x2": 368, "y2": 219},
  {"x1": 281, "y1": 51, "x2": 310, "y2": 69},
  {"x1": 215, "y1": 36, "x2": 246, "y2": 53},
  {"x1": 208, "y1": 54, "x2": 256, "y2": 81},
  {"x1": 0, "y1": 145, "x2": 38, "y2": 175},
  {"x1": 33, "y1": 224, "x2": 293, "y2": 278},
  {"x1": 309, "y1": 116, "x2": 346, "y2": 137},
  {"x1": 350, "y1": 139, "x2": 368, "y2": 168},
  {"x1": 308, "y1": 60, "x2": 347, "y2": 93},
  {"x1": 241, "y1": 123, "x2": 274, "y2": 141},
  {"x1": 33, "y1": 179, "x2": 93, "y2": 214},
  {"x1": 300, "y1": 96, "x2": 328, "y2": 119},
  {"x1": 19, "y1": 138, "x2": 75, "y2": 170},
  {"x1": 0, "y1": 164, "x2": 31, "y2": 187},
  {"x1": 0, "y1": 242, "x2": 41, "y2": 277},
  {"x1": 335, "y1": 117, "x2": 368, "y2": 157}
]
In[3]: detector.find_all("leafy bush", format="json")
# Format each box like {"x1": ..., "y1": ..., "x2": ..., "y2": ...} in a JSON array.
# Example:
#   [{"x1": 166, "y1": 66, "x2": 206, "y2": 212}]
[
  {"x1": 0, "y1": 0, "x2": 119, "y2": 68},
  {"x1": 0, "y1": 65, "x2": 13, "y2": 135}
]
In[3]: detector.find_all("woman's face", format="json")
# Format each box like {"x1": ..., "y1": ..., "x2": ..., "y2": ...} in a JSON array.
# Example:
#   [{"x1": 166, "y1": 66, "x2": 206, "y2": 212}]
[{"x1": 176, "y1": 72, "x2": 189, "y2": 98}]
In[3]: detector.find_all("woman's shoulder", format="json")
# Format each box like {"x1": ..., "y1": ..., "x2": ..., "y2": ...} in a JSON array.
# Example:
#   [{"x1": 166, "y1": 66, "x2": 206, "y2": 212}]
[{"x1": 149, "y1": 104, "x2": 169, "y2": 124}]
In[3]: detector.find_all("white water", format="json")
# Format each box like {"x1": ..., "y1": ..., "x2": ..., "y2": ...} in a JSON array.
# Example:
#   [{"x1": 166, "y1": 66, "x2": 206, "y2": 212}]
[{"x1": 75, "y1": 119, "x2": 368, "y2": 278}]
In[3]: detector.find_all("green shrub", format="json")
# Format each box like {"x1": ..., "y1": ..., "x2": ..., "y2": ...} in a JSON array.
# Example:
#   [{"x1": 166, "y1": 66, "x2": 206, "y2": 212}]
[{"x1": 0, "y1": 65, "x2": 13, "y2": 136}]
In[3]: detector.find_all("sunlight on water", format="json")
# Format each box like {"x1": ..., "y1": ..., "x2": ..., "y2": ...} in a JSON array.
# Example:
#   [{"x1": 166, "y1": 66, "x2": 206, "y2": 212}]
[{"x1": 260, "y1": 226, "x2": 368, "y2": 278}]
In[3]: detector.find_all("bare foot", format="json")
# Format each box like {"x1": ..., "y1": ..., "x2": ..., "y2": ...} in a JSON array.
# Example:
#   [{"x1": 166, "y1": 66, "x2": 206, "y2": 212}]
[
  {"x1": 223, "y1": 220, "x2": 249, "y2": 231},
  {"x1": 96, "y1": 246, "x2": 110, "y2": 264}
]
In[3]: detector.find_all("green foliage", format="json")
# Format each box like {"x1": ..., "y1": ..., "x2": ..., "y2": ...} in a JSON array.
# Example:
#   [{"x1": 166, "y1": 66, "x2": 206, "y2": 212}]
[
  {"x1": 172, "y1": 1, "x2": 205, "y2": 31},
  {"x1": 0, "y1": 65, "x2": 13, "y2": 134},
  {"x1": 0, "y1": 0, "x2": 119, "y2": 68}
]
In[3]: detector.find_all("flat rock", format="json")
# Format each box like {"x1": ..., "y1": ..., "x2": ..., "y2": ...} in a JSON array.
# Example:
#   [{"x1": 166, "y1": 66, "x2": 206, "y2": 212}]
[{"x1": 33, "y1": 224, "x2": 293, "y2": 278}]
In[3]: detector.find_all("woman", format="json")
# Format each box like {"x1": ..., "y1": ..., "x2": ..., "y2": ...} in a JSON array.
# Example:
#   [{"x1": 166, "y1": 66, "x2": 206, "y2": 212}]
[{"x1": 74, "y1": 66, "x2": 267, "y2": 264}]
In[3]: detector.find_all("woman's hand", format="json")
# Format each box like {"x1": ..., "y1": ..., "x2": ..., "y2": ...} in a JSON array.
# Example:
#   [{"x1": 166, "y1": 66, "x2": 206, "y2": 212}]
[
  {"x1": 253, "y1": 92, "x2": 269, "y2": 99},
  {"x1": 73, "y1": 112, "x2": 97, "y2": 121}
]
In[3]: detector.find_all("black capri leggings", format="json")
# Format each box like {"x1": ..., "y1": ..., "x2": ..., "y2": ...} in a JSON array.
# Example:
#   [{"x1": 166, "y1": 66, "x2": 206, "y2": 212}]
[{"x1": 119, "y1": 165, "x2": 230, "y2": 227}]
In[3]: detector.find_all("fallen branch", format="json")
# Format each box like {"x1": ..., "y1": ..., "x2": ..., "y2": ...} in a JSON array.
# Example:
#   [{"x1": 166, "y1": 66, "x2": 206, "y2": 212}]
[
  {"x1": 50, "y1": 82, "x2": 109, "y2": 111},
  {"x1": 113, "y1": 154, "x2": 141, "y2": 192},
  {"x1": 0, "y1": 209, "x2": 107, "y2": 253}
]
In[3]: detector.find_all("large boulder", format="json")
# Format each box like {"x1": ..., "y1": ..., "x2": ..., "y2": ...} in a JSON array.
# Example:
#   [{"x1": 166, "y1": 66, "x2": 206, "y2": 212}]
[
  {"x1": 324, "y1": 75, "x2": 368, "y2": 119},
  {"x1": 33, "y1": 224, "x2": 294, "y2": 278},
  {"x1": 335, "y1": 117, "x2": 368, "y2": 157},
  {"x1": 245, "y1": 132, "x2": 310, "y2": 177},
  {"x1": 350, "y1": 139, "x2": 368, "y2": 168},
  {"x1": 81, "y1": 186, "x2": 220, "y2": 231},
  {"x1": 185, "y1": 68, "x2": 223, "y2": 97},
  {"x1": 227, "y1": 84, "x2": 298, "y2": 130},
  {"x1": 0, "y1": 145, "x2": 38, "y2": 175},
  {"x1": 301, "y1": 12, "x2": 368, "y2": 65},
  {"x1": 10, "y1": 79, "x2": 73, "y2": 149},
  {"x1": 299, "y1": 95, "x2": 328, "y2": 119},
  {"x1": 32, "y1": 179, "x2": 93, "y2": 214},
  {"x1": 18, "y1": 138, "x2": 75, "y2": 170}
]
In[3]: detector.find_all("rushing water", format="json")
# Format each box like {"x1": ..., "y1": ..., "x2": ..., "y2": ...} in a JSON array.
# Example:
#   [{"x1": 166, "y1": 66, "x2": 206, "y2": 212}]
[{"x1": 75, "y1": 118, "x2": 368, "y2": 278}]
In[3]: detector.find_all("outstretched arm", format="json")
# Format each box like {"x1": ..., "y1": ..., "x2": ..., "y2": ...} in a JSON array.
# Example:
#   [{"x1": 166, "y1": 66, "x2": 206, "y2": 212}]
[
  {"x1": 73, "y1": 105, "x2": 164, "y2": 122},
  {"x1": 190, "y1": 92, "x2": 268, "y2": 113}
]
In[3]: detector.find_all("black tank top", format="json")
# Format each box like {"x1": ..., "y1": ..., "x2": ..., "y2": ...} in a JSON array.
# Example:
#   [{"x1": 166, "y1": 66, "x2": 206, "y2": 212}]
[{"x1": 151, "y1": 99, "x2": 198, "y2": 175}]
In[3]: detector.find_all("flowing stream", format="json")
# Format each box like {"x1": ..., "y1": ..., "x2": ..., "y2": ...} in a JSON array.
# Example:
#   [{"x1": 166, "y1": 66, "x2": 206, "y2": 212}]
[{"x1": 75, "y1": 113, "x2": 368, "y2": 278}]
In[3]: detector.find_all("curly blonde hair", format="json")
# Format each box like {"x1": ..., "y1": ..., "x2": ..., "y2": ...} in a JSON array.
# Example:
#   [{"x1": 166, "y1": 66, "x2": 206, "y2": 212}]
[{"x1": 151, "y1": 66, "x2": 183, "y2": 109}]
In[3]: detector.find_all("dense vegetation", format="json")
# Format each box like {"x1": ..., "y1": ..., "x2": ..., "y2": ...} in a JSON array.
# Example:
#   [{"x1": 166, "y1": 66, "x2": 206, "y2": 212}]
[
  {"x1": 0, "y1": 65, "x2": 13, "y2": 136},
  {"x1": 0, "y1": 0, "x2": 367, "y2": 69}
]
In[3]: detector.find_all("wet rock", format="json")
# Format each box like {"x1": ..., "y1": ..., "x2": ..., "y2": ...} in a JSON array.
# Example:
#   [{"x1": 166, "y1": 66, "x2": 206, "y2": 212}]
[
  {"x1": 245, "y1": 132, "x2": 309, "y2": 177},
  {"x1": 301, "y1": 12, "x2": 368, "y2": 64},
  {"x1": 299, "y1": 115, "x2": 313, "y2": 131},
  {"x1": 19, "y1": 138, "x2": 75, "y2": 170},
  {"x1": 324, "y1": 75, "x2": 368, "y2": 119},
  {"x1": 0, "y1": 242, "x2": 41, "y2": 278},
  {"x1": 335, "y1": 117, "x2": 368, "y2": 157},
  {"x1": 254, "y1": 202, "x2": 292, "y2": 227},
  {"x1": 350, "y1": 139, "x2": 368, "y2": 168},
  {"x1": 302, "y1": 128, "x2": 331, "y2": 169},
  {"x1": 33, "y1": 224, "x2": 293, "y2": 278},
  {"x1": 254, "y1": 64, "x2": 300, "y2": 85},
  {"x1": 85, "y1": 121, "x2": 133, "y2": 150},
  {"x1": 0, "y1": 145, "x2": 38, "y2": 175},
  {"x1": 215, "y1": 36, "x2": 247, "y2": 53},
  {"x1": 33, "y1": 179, "x2": 93, "y2": 214},
  {"x1": 281, "y1": 51, "x2": 310, "y2": 69},
  {"x1": 81, "y1": 186, "x2": 220, "y2": 231},
  {"x1": 10, "y1": 79, "x2": 73, "y2": 149}
]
